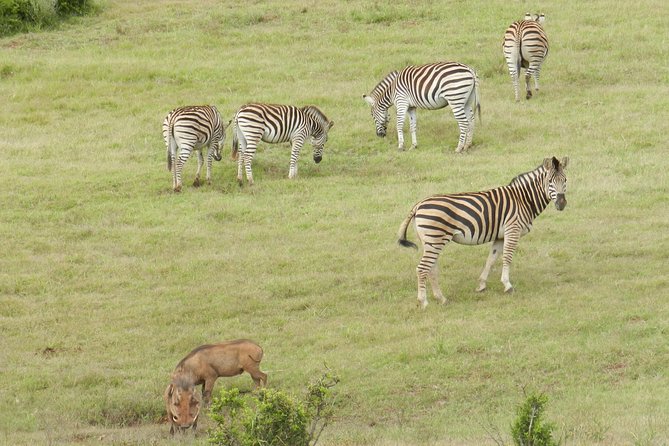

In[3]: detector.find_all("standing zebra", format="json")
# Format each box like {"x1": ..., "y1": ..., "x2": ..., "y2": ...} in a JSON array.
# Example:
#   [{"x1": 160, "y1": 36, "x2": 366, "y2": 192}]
[
  {"x1": 398, "y1": 157, "x2": 568, "y2": 309},
  {"x1": 503, "y1": 13, "x2": 549, "y2": 101},
  {"x1": 232, "y1": 103, "x2": 334, "y2": 186},
  {"x1": 363, "y1": 62, "x2": 480, "y2": 153},
  {"x1": 163, "y1": 105, "x2": 230, "y2": 192}
]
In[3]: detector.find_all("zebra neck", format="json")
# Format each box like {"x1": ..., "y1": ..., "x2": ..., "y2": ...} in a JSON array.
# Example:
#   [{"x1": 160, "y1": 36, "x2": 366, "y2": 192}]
[{"x1": 509, "y1": 170, "x2": 551, "y2": 219}]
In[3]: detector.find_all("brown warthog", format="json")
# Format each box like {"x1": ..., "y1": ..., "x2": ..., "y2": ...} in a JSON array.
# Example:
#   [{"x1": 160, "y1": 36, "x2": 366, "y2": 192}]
[
  {"x1": 164, "y1": 374, "x2": 201, "y2": 435},
  {"x1": 171, "y1": 339, "x2": 267, "y2": 406}
]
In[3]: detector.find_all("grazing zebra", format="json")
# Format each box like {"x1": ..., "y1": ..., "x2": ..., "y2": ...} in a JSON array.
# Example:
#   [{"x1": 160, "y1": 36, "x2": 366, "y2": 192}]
[
  {"x1": 363, "y1": 62, "x2": 480, "y2": 153},
  {"x1": 231, "y1": 103, "x2": 334, "y2": 186},
  {"x1": 163, "y1": 105, "x2": 230, "y2": 192},
  {"x1": 398, "y1": 157, "x2": 569, "y2": 309},
  {"x1": 503, "y1": 13, "x2": 549, "y2": 101}
]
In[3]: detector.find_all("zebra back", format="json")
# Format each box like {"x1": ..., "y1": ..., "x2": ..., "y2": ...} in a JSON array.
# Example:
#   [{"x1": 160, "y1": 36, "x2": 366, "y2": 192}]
[{"x1": 395, "y1": 62, "x2": 478, "y2": 109}]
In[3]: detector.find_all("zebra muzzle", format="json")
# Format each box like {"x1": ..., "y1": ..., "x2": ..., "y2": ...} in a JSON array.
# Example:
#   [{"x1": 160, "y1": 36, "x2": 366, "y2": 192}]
[
  {"x1": 555, "y1": 194, "x2": 567, "y2": 210},
  {"x1": 313, "y1": 155, "x2": 322, "y2": 164}
]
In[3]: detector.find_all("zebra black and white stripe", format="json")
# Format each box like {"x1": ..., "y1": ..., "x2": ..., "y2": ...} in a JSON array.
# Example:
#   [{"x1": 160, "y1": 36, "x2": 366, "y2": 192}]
[
  {"x1": 503, "y1": 13, "x2": 549, "y2": 101},
  {"x1": 363, "y1": 62, "x2": 480, "y2": 153},
  {"x1": 231, "y1": 103, "x2": 334, "y2": 185},
  {"x1": 163, "y1": 105, "x2": 229, "y2": 192},
  {"x1": 397, "y1": 157, "x2": 569, "y2": 309}
]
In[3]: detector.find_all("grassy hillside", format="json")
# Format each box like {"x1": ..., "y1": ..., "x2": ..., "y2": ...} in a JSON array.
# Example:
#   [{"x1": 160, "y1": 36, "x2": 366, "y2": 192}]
[{"x1": 1, "y1": 1, "x2": 668, "y2": 444}]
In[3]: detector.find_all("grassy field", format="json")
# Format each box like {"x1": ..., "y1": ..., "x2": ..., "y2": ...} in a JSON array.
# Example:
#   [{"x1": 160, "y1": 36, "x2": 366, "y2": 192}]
[{"x1": 1, "y1": 1, "x2": 668, "y2": 444}]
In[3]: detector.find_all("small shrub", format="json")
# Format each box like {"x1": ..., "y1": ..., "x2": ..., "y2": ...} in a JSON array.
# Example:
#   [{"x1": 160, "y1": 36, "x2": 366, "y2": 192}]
[
  {"x1": 208, "y1": 370, "x2": 339, "y2": 446},
  {"x1": 510, "y1": 393, "x2": 558, "y2": 446}
]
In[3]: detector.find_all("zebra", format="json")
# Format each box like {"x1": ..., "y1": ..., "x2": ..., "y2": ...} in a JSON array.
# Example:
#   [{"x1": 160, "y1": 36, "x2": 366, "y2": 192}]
[
  {"x1": 363, "y1": 62, "x2": 480, "y2": 153},
  {"x1": 231, "y1": 103, "x2": 334, "y2": 186},
  {"x1": 397, "y1": 157, "x2": 569, "y2": 309},
  {"x1": 503, "y1": 13, "x2": 549, "y2": 101},
  {"x1": 163, "y1": 105, "x2": 230, "y2": 192}
]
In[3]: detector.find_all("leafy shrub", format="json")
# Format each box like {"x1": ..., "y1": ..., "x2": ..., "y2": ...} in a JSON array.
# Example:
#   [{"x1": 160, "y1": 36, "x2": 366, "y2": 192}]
[
  {"x1": 54, "y1": 0, "x2": 91, "y2": 16},
  {"x1": 0, "y1": 0, "x2": 94, "y2": 37},
  {"x1": 510, "y1": 393, "x2": 558, "y2": 446},
  {"x1": 0, "y1": 0, "x2": 37, "y2": 35},
  {"x1": 208, "y1": 370, "x2": 339, "y2": 446}
]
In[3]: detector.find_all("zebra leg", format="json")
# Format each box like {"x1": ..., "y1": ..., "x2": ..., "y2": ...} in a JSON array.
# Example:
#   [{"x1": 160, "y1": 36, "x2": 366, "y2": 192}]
[
  {"x1": 237, "y1": 153, "x2": 244, "y2": 185},
  {"x1": 428, "y1": 263, "x2": 447, "y2": 305},
  {"x1": 243, "y1": 150, "x2": 255, "y2": 186},
  {"x1": 415, "y1": 238, "x2": 448, "y2": 309},
  {"x1": 500, "y1": 230, "x2": 520, "y2": 292},
  {"x1": 174, "y1": 145, "x2": 192, "y2": 192},
  {"x1": 171, "y1": 153, "x2": 178, "y2": 191},
  {"x1": 288, "y1": 137, "x2": 305, "y2": 179},
  {"x1": 408, "y1": 107, "x2": 418, "y2": 150},
  {"x1": 205, "y1": 148, "x2": 214, "y2": 185},
  {"x1": 524, "y1": 72, "x2": 533, "y2": 99},
  {"x1": 507, "y1": 69, "x2": 520, "y2": 102},
  {"x1": 396, "y1": 104, "x2": 407, "y2": 151},
  {"x1": 193, "y1": 149, "x2": 204, "y2": 187},
  {"x1": 451, "y1": 105, "x2": 469, "y2": 153},
  {"x1": 476, "y1": 239, "x2": 503, "y2": 292}
]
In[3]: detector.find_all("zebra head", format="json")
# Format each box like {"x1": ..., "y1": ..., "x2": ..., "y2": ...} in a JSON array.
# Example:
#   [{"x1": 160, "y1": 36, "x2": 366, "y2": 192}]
[
  {"x1": 542, "y1": 156, "x2": 569, "y2": 210},
  {"x1": 363, "y1": 70, "x2": 398, "y2": 138},
  {"x1": 364, "y1": 95, "x2": 390, "y2": 138},
  {"x1": 302, "y1": 106, "x2": 334, "y2": 164},
  {"x1": 211, "y1": 114, "x2": 231, "y2": 162}
]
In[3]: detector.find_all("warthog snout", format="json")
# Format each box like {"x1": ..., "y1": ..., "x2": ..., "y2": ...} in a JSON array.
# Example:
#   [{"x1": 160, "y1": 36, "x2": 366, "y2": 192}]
[{"x1": 164, "y1": 376, "x2": 201, "y2": 436}]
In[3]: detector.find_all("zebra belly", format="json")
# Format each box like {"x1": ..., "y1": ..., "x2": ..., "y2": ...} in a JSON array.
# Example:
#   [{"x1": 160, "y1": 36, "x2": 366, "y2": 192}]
[
  {"x1": 451, "y1": 227, "x2": 503, "y2": 246},
  {"x1": 261, "y1": 132, "x2": 290, "y2": 144},
  {"x1": 412, "y1": 96, "x2": 448, "y2": 110}
]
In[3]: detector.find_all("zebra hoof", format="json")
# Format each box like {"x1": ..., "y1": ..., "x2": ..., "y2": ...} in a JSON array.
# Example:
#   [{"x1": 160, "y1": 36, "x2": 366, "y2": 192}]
[
  {"x1": 476, "y1": 284, "x2": 487, "y2": 293},
  {"x1": 526, "y1": 91, "x2": 533, "y2": 100},
  {"x1": 193, "y1": 179, "x2": 201, "y2": 188},
  {"x1": 504, "y1": 286, "x2": 514, "y2": 294}
]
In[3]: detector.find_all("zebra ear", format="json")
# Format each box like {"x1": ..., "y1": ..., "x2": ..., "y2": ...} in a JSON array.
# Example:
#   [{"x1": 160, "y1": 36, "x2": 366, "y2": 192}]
[
  {"x1": 363, "y1": 95, "x2": 375, "y2": 106},
  {"x1": 328, "y1": 120, "x2": 335, "y2": 129},
  {"x1": 542, "y1": 157, "x2": 553, "y2": 170},
  {"x1": 537, "y1": 13, "x2": 545, "y2": 24},
  {"x1": 560, "y1": 157, "x2": 569, "y2": 170},
  {"x1": 225, "y1": 119, "x2": 232, "y2": 129}
]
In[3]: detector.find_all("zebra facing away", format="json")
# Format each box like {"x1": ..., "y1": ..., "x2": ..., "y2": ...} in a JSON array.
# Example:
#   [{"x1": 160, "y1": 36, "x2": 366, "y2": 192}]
[
  {"x1": 363, "y1": 62, "x2": 480, "y2": 153},
  {"x1": 232, "y1": 103, "x2": 334, "y2": 186},
  {"x1": 163, "y1": 105, "x2": 231, "y2": 192},
  {"x1": 398, "y1": 157, "x2": 568, "y2": 309},
  {"x1": 503, "y1": 13, "x2": 549, "y2": 101}
]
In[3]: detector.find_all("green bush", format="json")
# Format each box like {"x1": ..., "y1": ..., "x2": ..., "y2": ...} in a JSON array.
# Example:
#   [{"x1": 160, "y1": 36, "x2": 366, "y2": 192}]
[
  {"x1": 54, "y1": 0, "x2": 91, "y2": 16},
  {"x1": 0, "y1": 0, "x2": 93, "y2": 37},
  {"x1": 208, "y1": 370, "x2": 340, "y2": 446},
  {"x1": 510, "y1": 393, "x2": 558, "y2": 446}
]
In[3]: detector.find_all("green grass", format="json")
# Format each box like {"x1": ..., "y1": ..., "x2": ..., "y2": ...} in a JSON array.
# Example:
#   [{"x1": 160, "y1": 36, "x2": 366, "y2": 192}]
[{"x1": 1, "y1": 0, "x2": 668, "y2": 444}]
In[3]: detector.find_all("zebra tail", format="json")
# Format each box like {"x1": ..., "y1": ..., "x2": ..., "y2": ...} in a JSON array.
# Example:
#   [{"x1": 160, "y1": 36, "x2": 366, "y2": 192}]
[
  {"x1": 231, "y1": 125, "x2": 239, "y2": 161},
  {"x1": 474, "y1": 75, "x2": 482, "y2": 126},
  {"x1": 397, "y1": 206, "x2": 418, "y2": 249}
]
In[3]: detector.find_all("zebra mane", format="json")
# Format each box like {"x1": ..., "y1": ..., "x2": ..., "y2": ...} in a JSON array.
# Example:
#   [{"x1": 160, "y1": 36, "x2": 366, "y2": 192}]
[
  {"x1": 369, "y1": 70, "x2": 399, "y2": 100},
  {"x1": 508, "y1": 163, "x2": 545, "y2": 186},
  {"x1": 301, "y1": 105, "x2": 331, "y2": 131}
]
